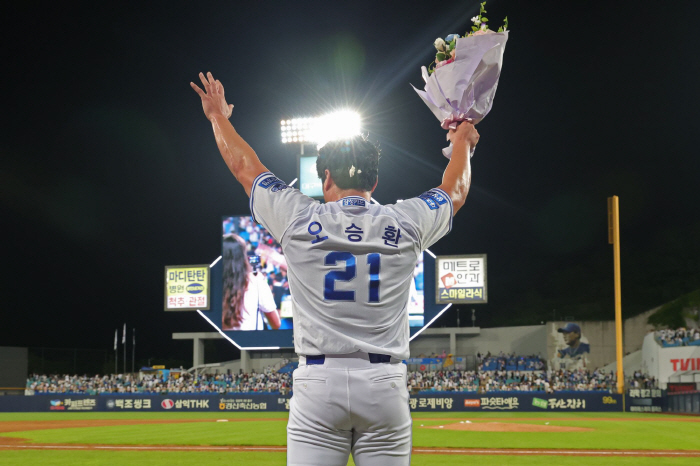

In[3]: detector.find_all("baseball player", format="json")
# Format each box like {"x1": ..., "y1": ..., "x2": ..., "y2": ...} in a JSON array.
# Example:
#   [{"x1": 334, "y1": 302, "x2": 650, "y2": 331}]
[
  {"x1": 191, "y1": 72, "x2": 478, "y2": 465},
  {"x1": 557, "y1": 323, "x2": 590, "y2": 358}
]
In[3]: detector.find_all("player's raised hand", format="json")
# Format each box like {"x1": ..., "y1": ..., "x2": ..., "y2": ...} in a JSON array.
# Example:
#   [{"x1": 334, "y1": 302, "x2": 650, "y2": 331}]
[
  {"x1": 447, "y1": 121, "x2": 479, "y2": 149},
  {"x1": 190, "y1": 72, "x2": 234, "y2": 121}
]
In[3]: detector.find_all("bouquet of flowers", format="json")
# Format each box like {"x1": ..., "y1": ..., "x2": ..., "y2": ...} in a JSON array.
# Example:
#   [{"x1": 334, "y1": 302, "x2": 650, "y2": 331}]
[{"x1": 413, "y1": 2, "x2": 509, "y2": 158}]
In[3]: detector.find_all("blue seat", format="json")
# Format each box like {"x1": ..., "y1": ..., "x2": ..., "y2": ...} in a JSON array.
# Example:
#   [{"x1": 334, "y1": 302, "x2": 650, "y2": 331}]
[{"x1": 278, "y1": 362, "x2": 298, "y2": 373}]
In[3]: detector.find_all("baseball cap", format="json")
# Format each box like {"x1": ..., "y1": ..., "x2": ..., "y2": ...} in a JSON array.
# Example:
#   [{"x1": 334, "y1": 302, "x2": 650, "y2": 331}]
[{"x1": 558, "y1": 323, "x2": 581, "y2": 334}]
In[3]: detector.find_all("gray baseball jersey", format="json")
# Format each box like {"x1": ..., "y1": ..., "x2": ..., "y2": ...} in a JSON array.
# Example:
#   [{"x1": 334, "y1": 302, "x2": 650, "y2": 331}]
[{"x1": 250, "y1": 171, "x2": 452, "y2": 360}]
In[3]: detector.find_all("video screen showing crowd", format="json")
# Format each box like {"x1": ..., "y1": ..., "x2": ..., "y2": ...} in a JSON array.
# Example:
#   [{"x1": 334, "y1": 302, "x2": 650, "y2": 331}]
[{"x1": 222, "y1": 216, "x2": 426, "y2": 331}]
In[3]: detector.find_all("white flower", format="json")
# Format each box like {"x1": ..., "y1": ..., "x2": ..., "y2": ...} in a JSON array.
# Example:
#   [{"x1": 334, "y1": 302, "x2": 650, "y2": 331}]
[
  {"x1": 472, "y1": 16, "x2": 481, "y2": 24},
  {"x1": 481, "y1": 23, "x2": 488, "y2": 30},
  {"x1": 433, "y1": 38, "x2": 446, "y2": 52}
]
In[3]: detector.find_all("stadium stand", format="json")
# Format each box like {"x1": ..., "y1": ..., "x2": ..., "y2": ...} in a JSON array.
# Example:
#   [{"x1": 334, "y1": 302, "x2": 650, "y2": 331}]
[
  {"x1": 277, "y1": 361, "x2": 298, "y2": 373},
  {"x1": 28, "y1": 366, "x2": 655, "y2": 395},
  {"x1": 476, "y1": 352, "x2": 546, "y2": 371},
  {"x1": 408, "y1": 368, "x2": 621, "y2": 393},
  {"x1": 26, "y1": 368, "x2": 292, "y2": 395},
  {"x1": 654, "y1": 327, "x2": 700, "y2": 347}
]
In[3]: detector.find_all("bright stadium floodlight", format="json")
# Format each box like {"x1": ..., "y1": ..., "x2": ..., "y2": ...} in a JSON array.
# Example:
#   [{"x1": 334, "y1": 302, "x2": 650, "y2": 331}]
[{"x1": 280, "y1": 110, "x2": 361, "y2": 150}]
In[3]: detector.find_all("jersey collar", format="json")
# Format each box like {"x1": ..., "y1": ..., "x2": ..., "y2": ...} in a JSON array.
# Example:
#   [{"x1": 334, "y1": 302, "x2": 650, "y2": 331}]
[{"x1": 337, "y1": 196, "x2": 370, "y2": 207}]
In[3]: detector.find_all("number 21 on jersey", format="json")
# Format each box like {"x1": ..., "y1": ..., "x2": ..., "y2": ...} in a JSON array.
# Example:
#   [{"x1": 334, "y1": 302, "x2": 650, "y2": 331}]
[{"x1": 324, "y1": 251, "x2": 380, "y2": 302}]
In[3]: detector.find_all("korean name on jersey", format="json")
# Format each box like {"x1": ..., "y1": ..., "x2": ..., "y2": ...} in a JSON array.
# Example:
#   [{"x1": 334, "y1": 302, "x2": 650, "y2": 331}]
[{"x1": 250, "y1": 172, "x2": 453, "y2": 359}]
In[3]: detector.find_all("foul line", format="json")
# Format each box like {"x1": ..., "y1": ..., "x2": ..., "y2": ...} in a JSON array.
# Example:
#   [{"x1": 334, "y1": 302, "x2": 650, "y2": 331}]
[{"x1": 1, "y1": 444, "x2": 699, "y2": 457}]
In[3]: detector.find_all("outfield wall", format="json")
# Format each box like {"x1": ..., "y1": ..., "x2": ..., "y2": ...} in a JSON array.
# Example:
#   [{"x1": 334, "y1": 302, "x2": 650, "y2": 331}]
[
  {"x1": 667, "y1": 391, "x2": 700, "y2": 414},
  {"x1": 0, "y1": 392, "x2": 626, "y2": 413}
]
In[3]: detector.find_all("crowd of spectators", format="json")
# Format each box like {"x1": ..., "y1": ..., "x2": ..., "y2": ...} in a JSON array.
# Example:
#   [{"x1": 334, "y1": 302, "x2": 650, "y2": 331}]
[
  {"x1": 654, "y1": 327, "x2": 700, "y2": 347},
  {"x1": 476, "y1": 352, "x2": 545, "y2": 371},
  {"x1": 27, "y1": 366, "x2": 291, "y2": 395},
  {"x1": 408, "y1": 368, "x2": 619, "y2": 393},
  {"x1": 27, "y1": 353, "x2": 658, "y2": 395},
  {"x1": 30, "y1": 367, "x2": 627, "y2": 395},
  {"x1": 627, "y1": 370, "x2": 658, "y2": 389}
]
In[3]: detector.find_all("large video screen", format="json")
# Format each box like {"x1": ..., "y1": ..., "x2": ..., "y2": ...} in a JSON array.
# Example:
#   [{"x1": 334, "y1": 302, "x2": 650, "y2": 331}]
[
  {"x1": 222, "y1": 215, "x2": 425, "y2": 330},
  {"x1": 298, "y1": 156, "x2": 323, "y2": 198}
]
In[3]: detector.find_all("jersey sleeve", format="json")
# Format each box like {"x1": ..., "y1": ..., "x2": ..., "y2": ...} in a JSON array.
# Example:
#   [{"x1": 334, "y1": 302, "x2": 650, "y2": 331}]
[
  {"x1": 391, "y1": 188, "x2": 453, "y2": 251},
  {"x1": 249, "y1": 172, "x2": 316, "y2": 242}
]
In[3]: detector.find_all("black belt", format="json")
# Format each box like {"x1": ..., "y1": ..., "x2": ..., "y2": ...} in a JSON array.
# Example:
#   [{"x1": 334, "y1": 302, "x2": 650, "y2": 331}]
[{"x1": 305, "y1": 353, "x2": 391, "y2": 365}]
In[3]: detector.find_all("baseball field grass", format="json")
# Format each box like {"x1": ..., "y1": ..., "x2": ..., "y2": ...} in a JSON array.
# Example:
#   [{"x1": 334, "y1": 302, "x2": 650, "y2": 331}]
[{"x1": 1, "y1": 411, "x2": 698, "y2": 465}]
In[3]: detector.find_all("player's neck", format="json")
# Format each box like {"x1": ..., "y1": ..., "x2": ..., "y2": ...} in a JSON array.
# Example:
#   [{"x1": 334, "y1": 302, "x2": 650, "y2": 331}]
[{"x1": 324, "y1": 188, "x2": 372, "y2": 203}]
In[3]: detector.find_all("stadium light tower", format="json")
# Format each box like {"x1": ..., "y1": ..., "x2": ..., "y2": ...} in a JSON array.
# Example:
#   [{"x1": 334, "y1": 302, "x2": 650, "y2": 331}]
[
  {"x1": 280, "y1": 110, "x2": 362, "y2": 153},
  {"x1": 280, "y1": 110, "x2": 362, "y2": 198}
]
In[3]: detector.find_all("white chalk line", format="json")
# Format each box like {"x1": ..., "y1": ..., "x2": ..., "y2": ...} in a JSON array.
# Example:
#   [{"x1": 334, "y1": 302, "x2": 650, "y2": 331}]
[{"x1": 413, "y1": 448, "x2": 700, "y2": 456}]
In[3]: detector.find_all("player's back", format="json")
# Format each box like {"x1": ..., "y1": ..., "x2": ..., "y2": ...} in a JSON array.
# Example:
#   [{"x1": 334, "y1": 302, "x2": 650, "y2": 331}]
[
  {"x1": 281, "y1": 196, "x2": 420, "y2": 359},
  {"x1": 250, "y1": 172, "x2": 453, "y2": 360}
]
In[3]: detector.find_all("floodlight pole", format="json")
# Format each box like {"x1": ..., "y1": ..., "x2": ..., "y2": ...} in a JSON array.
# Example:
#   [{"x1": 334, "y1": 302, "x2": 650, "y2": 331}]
[
  {"x1": 123, "y1": 328, "x2": 127, "y2": 374},
  {"x1": 114, "y1": 329, "x2": 118, "y2": 374},
  {"x1": 132, "y1": 328, "x2": 136, "y2": 374},
  {"x1": 607, "y1": 196, "x2": 624, "y2": 398}
]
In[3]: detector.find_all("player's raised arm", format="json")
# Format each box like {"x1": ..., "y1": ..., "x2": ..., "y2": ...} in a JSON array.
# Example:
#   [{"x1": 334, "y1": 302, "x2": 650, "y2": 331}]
[
  {"x1": 191, "y1": 72, "x2": 268, "y2": 196},
  {"x1": 437, "y1": 121, "x2": 479, "y2": 214}
]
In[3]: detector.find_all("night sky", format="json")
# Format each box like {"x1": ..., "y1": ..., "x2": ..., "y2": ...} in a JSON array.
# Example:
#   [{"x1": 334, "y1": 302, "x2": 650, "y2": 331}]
[{"x1": 4, "y1": 1, "x2": 699, "y2": 367}]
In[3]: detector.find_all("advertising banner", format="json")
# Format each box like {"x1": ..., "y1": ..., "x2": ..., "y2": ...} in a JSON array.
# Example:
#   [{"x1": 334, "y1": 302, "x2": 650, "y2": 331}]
[
  {"x1": 0, "y1": 394, "x2": 291, "y2": 413},
  {"x1": 435, "y1": 254, "x2": 487, "y2": 304},
  {"x1": 103, "y1": 394, "x2": 289, "y2": 412},
  {"x1": 657, "y1": 346, "x2": 700, "y2": 383},
  {"x1": 667, "y1": 383, "x2": 697, "y2": 393},
  {"x1": 0, "y1": 396, "x2": 100, "y2": 412},
  {"x1": 164, "y1": 265, "x2": 210, "y2": 310},
  {"x1": 3, "y1": 392, "x2": 626, "y2": 413},
  {"x1": 409, "y1": 392, "x2": 623, "y2": 412},
  {"x1": 627, "y1": 388, "x2": 665, "y2": 413}
]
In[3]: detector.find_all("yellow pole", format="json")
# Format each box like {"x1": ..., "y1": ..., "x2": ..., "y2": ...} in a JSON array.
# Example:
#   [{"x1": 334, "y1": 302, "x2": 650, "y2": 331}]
[{"x1": 608, "y1": 196, "x2": 624, "y2": 397}]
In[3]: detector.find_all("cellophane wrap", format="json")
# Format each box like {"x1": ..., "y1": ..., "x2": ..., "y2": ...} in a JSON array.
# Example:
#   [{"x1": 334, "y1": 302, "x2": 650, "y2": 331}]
[{"x1": 413, "y1": 31, "x2": 508, "y2": 158}]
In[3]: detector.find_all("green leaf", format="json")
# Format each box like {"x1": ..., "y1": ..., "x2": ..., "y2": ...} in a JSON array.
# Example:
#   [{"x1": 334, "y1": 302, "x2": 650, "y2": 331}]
[
  {"x1": 497, "y1": 26, "x2": 503, "y2": 32},
  {"x1": 436, "y1": 52, "x2": 446, "y2": 61},
  {"x1": 481, "y1": 17, "x2": 488, "y2": 22},
  {"x1": 472, "y1": 26, "x2": 478, "y2": 31}
]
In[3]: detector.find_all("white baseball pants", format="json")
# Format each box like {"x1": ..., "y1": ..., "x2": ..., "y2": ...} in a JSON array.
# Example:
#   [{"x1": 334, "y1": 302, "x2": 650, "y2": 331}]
[{"x1": 287, "y1": 353, "x2": 412, "y2": 465}]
